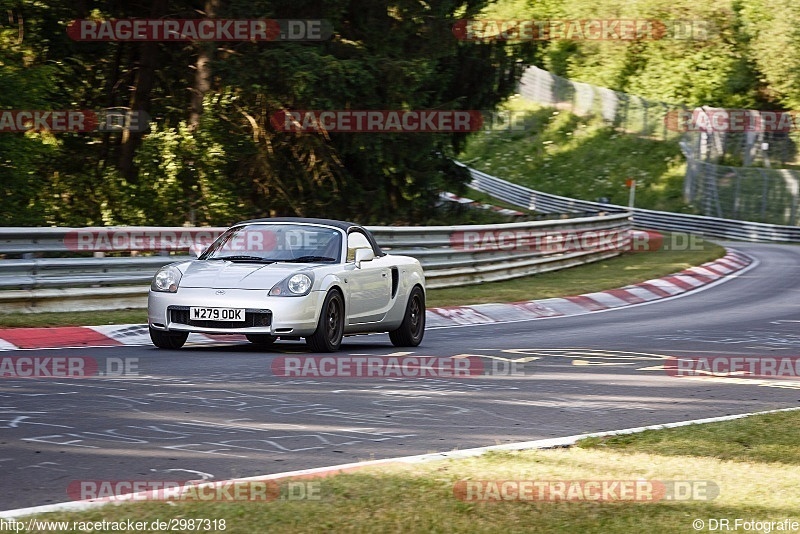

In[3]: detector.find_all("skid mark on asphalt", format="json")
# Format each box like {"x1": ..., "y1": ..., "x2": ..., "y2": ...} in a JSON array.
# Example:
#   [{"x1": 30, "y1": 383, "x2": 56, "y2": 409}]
[
  {"x1": 571, "y1": 360, "x2": 638, "y2": 366},
  {"x1": 496, "y1": 397, "x2": 659, "y2": 414},
  {"x1": 330, "y1": 379, "x2": 520, "y2": 398},
  {"x1": 474, "y1": 348, "x2": 800, "y2": 390},
  {"x1": 452, "y1": 353, "x2": 539, "y2": 363},
  {"x1": 152, "y1": 468, "x2": 214, "y2": 481},
  {"x1": 645, "y1": 330, "x2": 800, "y2": 348},
  {"x1": 22, "y1": 461, "x2": 68, "y2": 472},
  {"x1": 486, "y1": 348, "x2": 673, "y2": 360}
]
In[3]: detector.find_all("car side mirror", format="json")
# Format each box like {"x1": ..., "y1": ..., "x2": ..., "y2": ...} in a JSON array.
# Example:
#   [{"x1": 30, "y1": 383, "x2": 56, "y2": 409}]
[{"x1": 354, "y1": 248, "x2": 375, "y2": 268}]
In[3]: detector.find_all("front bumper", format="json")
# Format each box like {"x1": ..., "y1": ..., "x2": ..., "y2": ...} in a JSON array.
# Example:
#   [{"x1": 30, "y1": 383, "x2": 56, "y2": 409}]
[{"x1": 148, "y1": 287, "x2": 322, "y2": 336}]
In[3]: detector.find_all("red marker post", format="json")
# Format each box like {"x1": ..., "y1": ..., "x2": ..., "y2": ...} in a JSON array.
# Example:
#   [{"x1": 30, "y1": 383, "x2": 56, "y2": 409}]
[{"x1": 625, "y1": 178, "x2": 636, "y2": 208}]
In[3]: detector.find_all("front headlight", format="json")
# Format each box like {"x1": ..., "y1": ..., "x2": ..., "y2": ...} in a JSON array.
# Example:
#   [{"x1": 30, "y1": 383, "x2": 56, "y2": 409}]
[
  {"x1": 151, "y1": 265, "x2": 182, "y2": 293},
  {"x1": 269, "y1": 273, "x2": 314, "y2": 297},
  {"x1": 287, "y1": 274, "x2": 312, "y2": 294}
]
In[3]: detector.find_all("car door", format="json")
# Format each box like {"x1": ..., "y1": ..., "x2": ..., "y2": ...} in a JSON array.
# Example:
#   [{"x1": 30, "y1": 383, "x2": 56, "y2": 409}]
[{"x1": 344, "y1": 230, "x2": 392, "y2": 324}]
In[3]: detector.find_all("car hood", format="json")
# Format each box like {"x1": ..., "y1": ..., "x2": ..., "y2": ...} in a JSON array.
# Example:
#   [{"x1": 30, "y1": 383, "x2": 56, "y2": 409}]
[{"x1": 179, "y1": 261, "x2": 310, "y2": 290}]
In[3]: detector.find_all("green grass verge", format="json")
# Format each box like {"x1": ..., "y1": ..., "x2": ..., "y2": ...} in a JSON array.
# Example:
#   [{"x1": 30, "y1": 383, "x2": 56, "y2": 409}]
[
  {"x1": 458, "y1": 98, "x2": 695, "y2": 214},
  {"x1": 14, "y1": 410, "x2": 800, "y2": 533},
  {"x1": 0, "y1": 237, "x2": 725, "y2": 327},
  {"x1": 577, "y1": 410, "x2": 800, "y2": 466},
  {"x1": 0, "y1": 309, "x2": 149, "y2": 328}
]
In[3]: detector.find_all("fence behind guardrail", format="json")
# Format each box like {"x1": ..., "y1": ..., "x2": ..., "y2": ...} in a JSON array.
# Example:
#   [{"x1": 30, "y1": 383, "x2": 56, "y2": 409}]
[{"x1": 464, "y1": 164, "x2": 800, "y2": 243}]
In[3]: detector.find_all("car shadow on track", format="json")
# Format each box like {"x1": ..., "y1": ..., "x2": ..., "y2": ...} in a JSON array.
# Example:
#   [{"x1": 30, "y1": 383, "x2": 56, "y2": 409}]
[{"x1": 176, "y1": 339, "x2": 405, "y2": 354}]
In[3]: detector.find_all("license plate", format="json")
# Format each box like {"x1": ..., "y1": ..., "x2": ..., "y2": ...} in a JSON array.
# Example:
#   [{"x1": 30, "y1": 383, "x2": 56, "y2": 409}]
[{"x1": 189, "y1": 307, "x2": 245, "y2": 322}]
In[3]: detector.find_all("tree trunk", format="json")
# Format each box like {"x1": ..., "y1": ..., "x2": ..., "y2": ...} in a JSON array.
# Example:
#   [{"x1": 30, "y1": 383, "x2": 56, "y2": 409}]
[
  {"x1": 117, "y1": 0, "x2": 167, "y2": 182},
  {"x1": 189, "y1": 0, "x2": 219, "y2": 132}
]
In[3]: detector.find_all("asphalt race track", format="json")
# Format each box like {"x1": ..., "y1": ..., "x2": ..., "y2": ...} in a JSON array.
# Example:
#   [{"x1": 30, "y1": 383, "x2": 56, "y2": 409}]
[{"x1": 2, "y1": 242, "x2": 799, "y2": 510}]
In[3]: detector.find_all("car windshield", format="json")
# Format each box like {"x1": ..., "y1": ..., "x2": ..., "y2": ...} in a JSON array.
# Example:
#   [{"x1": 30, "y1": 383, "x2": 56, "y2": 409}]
[{"x1": 201, "y1": 224, "x2": 342, "y2": 263}]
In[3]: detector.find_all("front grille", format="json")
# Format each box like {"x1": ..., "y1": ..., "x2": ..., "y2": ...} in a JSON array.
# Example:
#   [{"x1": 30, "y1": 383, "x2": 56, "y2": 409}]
[{"x1": 168, "y1": 306, "x2": 272, "y2": 329}]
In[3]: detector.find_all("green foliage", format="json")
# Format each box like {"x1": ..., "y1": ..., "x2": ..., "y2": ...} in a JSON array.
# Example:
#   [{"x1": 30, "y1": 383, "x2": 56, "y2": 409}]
[
  {"x1": 0, "y1": 0, "x2": 539, "y2": 226},
  {"x1": 0, "y1": 9, "x2": 60, "y2": 225},
  {"x1": 207, "y1": 0, "x2": 536, "y2": 223},
  {"x1": 3, "y1": 0, "x2": 800, "y2": 226},
  {"x1": 459, "y1": 99, "x2": 692, "y2": 212},
  {"x1": 488, "y1": 0, "x2": 775, "y2": 109},
  {"x1": 736, "y1": 0, "x2": 800, "y2": 110},
  {"x1": 106, "y1": 118, "x2": 241, "y2": 225}
]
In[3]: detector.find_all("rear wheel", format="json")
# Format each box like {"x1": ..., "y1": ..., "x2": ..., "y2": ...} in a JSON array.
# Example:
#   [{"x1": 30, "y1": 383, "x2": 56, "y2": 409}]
[
  {"x1": 389, "y1": 286, "x2": 425, "y2": 347},
  {"x1": 306, "y1": 290, "x2": 344, "y2": 352},
  {"x1": 149, "y1": 327, "x2": 189, "y2": 349},
  {"x1": 246, "y1": 334, "x2": 277, "y2": 345}
]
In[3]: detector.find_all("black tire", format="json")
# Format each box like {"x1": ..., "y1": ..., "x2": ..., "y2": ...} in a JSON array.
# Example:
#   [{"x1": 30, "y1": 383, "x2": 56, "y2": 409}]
[
  {"x1": 149, "y1": 327, "x2": 189, "y2": 349},
  {"x1": 306, "y1": 290, "x2": 344, "y2": 353},
  {"x1": 246, "y1": 334, "x2": 278, "y2": 345},
  {"x1": 389, "y1": 285, "x2": 425, "y2": 347}
]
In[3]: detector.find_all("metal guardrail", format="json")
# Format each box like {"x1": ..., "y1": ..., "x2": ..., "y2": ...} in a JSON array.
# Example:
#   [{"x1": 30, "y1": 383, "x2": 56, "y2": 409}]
[
  {"x1": 0, "y1": 214, "x2": 632, "y2": 312},
  {"x1": 465, "y1": 165, "x2": 800, "y2": 243},
  {"x1": 0, "y1": 256, "x2": 173, "y2": 289},
  {"x1": 0, "y1": 226, "x2": 224, "y2": 255},
  {"x1": 370, "y1": 214, "x2": 631, "y2": 287},
  {"x1": 465, "y1": 165, "x2": 627, "y2": 215},
  {"x1": 0, "y1": 216, "x2": 631, "y2": 289}
]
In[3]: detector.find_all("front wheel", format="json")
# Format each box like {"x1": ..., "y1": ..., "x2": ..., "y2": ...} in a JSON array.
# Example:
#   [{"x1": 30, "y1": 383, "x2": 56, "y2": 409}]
[
  {"x1": 149, "y1": 327, "x2": 189, "y2": 349},
  {"x1": 306, "y1": 290, "x2": 344, "y2": 352},
  {"x1": 389, "y1": 286, "x2": 425, "y2": 347}
]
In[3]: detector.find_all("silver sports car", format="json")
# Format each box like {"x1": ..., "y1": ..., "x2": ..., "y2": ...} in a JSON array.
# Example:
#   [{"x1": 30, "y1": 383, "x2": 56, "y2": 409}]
[{"x1": 147, "y1": 217, "x2": 426, "y2": 352}]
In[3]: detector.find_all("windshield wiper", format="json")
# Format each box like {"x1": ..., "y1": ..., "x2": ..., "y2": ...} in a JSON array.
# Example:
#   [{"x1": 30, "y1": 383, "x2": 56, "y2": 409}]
[
  {"x1": 283, "y1": 255, "x2": 337, "y2": 263},
  {"x1": 210, "y1": 255, "x2": 274, "y2": 263}
]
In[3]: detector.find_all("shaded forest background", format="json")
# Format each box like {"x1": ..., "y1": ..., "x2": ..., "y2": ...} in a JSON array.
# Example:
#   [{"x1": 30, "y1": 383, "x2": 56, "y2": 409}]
[{"x1": 1, "y1": 0, "x2": 797, "y2": 226}]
